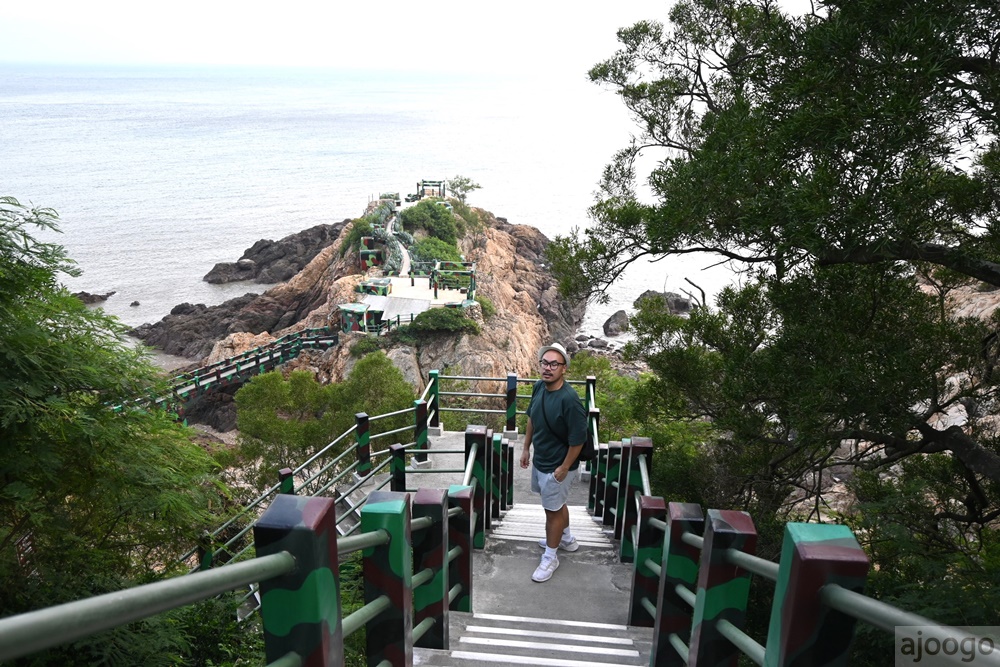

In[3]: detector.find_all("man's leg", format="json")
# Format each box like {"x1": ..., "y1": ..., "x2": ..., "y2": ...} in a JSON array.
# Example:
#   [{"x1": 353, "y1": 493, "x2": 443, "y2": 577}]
[{"x1": 545, "y1": 504, "x2": 569, "y2": 548}]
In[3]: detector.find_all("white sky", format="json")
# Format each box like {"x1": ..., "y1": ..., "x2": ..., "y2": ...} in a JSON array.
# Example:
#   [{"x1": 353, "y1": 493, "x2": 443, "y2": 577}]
[{"x1": 1, "y1": 1, "x2": 672, "y2": 76}]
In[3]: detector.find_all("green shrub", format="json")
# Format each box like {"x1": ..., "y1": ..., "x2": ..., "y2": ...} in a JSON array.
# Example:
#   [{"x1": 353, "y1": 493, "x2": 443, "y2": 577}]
[
  {"x1": 339, "y1": 218, "x2": 374, "y2": 257},
  {"x1": 475, "y1": 295, "x2": 496, "y2": 318},
  {"x1": 412, "y1": 237, "x2": 462, "y2": 263},
  {"x1": 349, "y1": 336, "x2": 382, "y2": 357},
  {"x1": 400, "y1": 200, "x2": 459, "y2": 244},
  {"x1": 410, "y1": 308, "x2": 480, "y2": 336}
]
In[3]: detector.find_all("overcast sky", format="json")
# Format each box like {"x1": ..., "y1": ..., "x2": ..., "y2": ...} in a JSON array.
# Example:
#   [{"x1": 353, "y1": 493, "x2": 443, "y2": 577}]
[{"x1": 1, "y1": 1, "x2": 672, "y2": 77}]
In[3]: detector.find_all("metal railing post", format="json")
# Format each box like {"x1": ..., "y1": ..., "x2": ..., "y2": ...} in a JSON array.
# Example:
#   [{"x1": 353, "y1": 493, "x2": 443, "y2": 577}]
[
  {"x1": 652, "y1": 502, "x2": 705, "y2": 667},
  {"x1": 765, "y1": 523, "x2": 870, "y2": 666},
  {"x1": 500, "y1": 436, "x2": 511, "y2": 511},
  {"x1": 620, "y1": 436, "x2": 652, "y2": 563},
  {"x1": 505, "y1": 373, "x2": 518, "y2": 433},
  {"x1": 585, "y1": 405, "x2": 600, "y2": 485},
  {"x1": 689, "y1": 509, "x2": 757, "y2": 666},
  {"x1": 361, "y1": 490, "x2": 413, "y2": 667},
  {"x1": 592, "y1": 441, "x2": 608, "y2": 518},
  {"x1": 447, "y1": 485, "x2": 474, "y2": 613},
  {"x1": 629, "y1": 495, "x2": 667, "y2": 627},
  {"x1": 413, "y1": 399, "x2": 429, "y2": 465},
  {"x1": 506, "y1": 439, "x2": 515, "y2": 508},
  {"x1": 428, "y1": 370, "x2": 441, "y2": 431},
  {"x1": 390, "y1": 444, "x2": 407, "y2": 492},
  {"x1": 491, "y1": 432, "x2": 503, "y2": 520},
  {"x1": 278, "y1": 467, "x2": 295, "y2": 495},
  {"x1": 615, "y1": 438, "x2": 633, "y2": 544},
  {"x1": 603, "y1": 441, "x2": 622, "y2": 527},
  {"x1": 412, "y1": 488, "x2": 449, "y2": 650},
  {"x1": 254, "y1": 494, "x2": 343, "y2": 667},
  {"x1": 464, "y1": 425, "x2": 489, "y2": 548},
  {"x1": 355, "y1": 412, "x2": 371, "y2": 478}
]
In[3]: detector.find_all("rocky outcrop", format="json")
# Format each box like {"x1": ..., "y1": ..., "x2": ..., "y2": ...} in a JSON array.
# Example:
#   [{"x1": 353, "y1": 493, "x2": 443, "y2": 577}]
[
  {"x1": 603, "y1": 310, "x2": 629, "y2": 336},
  {"x1": 133, "y1": 227, "x2": 361, "y2": 359},
  {"x1": 142, "y1": 209, "x2": 585, "y2": 404},
  {"x1": 203, "y1": 222, "x2": 349, "y2": 284},
  {"x1": 74, "y1": 290, "x2": 116, "y2": 304}
]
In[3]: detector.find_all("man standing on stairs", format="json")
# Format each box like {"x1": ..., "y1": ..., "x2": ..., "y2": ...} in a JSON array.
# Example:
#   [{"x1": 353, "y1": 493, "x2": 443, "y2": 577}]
[{"x1": 519, "y1": 342, "x2": 587, "y2": 583}]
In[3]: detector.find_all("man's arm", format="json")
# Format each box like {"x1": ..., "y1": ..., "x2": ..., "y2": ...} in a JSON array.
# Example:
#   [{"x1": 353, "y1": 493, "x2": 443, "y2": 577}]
[
  {"x1": 554, "y1": 443, "x2": 583, "y2": 482},
  {"x1": 520, "y1": 417, "x2": 533, "y2": 469}
]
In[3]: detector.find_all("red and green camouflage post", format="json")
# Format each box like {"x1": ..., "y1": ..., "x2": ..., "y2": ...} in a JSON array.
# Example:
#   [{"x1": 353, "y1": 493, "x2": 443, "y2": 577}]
[
  {"x1": 689, "y1": 509, "x2": 758, "y2": 666},
  {"x1": 652, "y1": 502, "x2": 705, "y2": 667},
  {"x1": 254, "y1": 494, "x2": 343, "y2": 667},
  {"x1": 361, "y1": 490, "x2": 413, "y2": 667},
  {"x1": 764, "y1": 523, "x2": 869, "y2": 666}
]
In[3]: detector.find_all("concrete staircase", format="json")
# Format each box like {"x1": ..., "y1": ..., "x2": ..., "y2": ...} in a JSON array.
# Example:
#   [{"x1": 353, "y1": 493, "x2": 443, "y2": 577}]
[
  {"x1": 414, "y1": 610, "x2": 652, "y2": 667},
  {"x1": 414, "y1": 501, "x2": 652, "y2": 667}
]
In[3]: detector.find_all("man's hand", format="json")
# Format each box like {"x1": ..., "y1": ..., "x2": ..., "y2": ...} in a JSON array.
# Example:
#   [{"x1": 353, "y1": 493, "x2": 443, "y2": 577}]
[
  {"x1": 554, "y1": 466, "x2": 568, "y2": 483},
  {"x1": 520, "y1": 449, "x2": 530, "y2": 469}
]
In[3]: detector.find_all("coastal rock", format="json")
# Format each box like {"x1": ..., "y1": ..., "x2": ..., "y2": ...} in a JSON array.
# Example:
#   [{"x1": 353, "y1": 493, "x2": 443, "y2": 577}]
[
  {"x1": 603, "y1": 310, "x2": 629, "y2": 336},
  {"x1": 634, "y1": 290, "x2": 692, "y2": 314},
  {"x1": 74, "y1": 290, "x2": 116, "y2": 304},
  {"x1": 203, "y1": 222, "x2": 349, "y2": 284},
  {"x1": 588, "y1": 338, "x2": 609, "y2": 349},
  {"x1": 134, "y1": 229, "x2": 361, "y2": 360}
]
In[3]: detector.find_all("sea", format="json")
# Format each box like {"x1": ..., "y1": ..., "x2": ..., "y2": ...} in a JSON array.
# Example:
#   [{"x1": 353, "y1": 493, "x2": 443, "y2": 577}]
[{"x1": 1, "y1": 64, "x2": 736, "y2": 350}]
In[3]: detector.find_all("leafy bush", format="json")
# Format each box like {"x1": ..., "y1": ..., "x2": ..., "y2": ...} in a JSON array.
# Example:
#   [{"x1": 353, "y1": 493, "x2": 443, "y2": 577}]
[
  {"x1": 409, "y1": 308, "x2": 480, "y2": 336},
  {"x1": 236, "y1": 354, "x2": 416, "y2": 495},
  {"x1": 338, "y1": 218, "x2": 374, "y2": 257},
  {"x1": 412, "y1": 237, "x2": 462, "y2": 263},
  {"x1": 349, "y1": 336, "x2": 382, "y2": 357},
  {"x1": 400, "y1": 200, "x2": 459, "y2": 244},
  {"x1": 475, "y1": 295, "x2": 496, "y2": 318}
]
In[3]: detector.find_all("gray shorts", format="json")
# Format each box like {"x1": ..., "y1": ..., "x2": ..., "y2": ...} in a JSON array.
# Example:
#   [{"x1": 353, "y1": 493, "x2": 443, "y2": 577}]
[{"x1": 531, "y1": 465, "x2": 571, "y2": 512}]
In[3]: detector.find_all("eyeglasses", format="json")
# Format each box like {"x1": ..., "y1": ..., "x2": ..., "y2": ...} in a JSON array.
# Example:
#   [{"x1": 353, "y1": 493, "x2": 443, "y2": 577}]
[{"x1": 540, "y1": 360, "x2": 565, "y2": 369}]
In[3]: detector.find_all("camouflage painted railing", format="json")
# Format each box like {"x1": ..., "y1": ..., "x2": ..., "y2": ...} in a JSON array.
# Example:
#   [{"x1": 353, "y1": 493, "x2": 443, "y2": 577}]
[
  {"x1": 623, "y1": 497, "x2": 1000, "y2": 666},
  {"x1": 116, "y1": 327, "x2": 339, "y2": 418},
  {"x1": 0, "y1": 488, "x2": 475, "y2": 666}
]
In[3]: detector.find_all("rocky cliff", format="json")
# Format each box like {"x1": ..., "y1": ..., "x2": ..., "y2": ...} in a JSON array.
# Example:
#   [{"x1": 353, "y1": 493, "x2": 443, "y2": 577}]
[
  {"x1": 136, "y1": 208, "x2": 586, "y2": 392},
  {"x1": 203, "y1": 222, "x2": 349, "y2": 284}
]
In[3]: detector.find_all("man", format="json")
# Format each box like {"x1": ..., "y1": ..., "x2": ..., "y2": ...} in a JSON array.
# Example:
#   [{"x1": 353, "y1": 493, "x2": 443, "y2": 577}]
[{"x1": 519, "y1": 342, "x2": 587, "y2": 583}]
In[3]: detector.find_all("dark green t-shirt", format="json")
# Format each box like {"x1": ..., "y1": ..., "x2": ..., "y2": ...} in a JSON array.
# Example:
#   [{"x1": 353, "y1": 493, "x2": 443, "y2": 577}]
[{"x1": 527, "y1": 380, "x2": 587, "y2": 473}]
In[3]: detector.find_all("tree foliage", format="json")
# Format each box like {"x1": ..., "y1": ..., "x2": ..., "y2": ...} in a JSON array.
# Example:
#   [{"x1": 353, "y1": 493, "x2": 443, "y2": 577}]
[
  {"x1": 547, "y1": 0, "x2": 1000, "y2": 633},
  {"x1": 400, "y1": 200, "x2": 460, "y2": 245},
  {"x1": 447, "y1": 175, "x2": 481, "y2": 204},
  {"x1": 411, "y1": 237, "x2": 462, "y2": 264},
  {"x1": 0, "y1": 197, "x2": 237, "y2": 664},
  {"x1": 235, "y1": 354, "x2": 417, "y2": 495}
]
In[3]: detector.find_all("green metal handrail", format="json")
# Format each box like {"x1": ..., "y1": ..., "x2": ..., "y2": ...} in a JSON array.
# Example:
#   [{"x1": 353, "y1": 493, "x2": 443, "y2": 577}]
[{"x1": 0, "y1": 551, "x2": 295, "y2": 661}]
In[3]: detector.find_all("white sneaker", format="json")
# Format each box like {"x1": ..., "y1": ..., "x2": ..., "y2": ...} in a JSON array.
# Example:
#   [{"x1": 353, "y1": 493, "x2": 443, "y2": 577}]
[
  {"x1": 537, "y1": 536, "x2": 580, "y2": 552},
  {"x1": 532, "y1": 554, "x2": 559, "y2": 582}
]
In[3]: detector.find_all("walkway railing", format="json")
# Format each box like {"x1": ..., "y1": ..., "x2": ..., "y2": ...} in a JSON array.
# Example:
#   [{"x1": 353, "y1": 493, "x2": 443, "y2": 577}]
[
  {"x1": 10, "y1": 357, "x2": 979, "y2": 667},
  {"x1": 116, "y1": 327, "x2": 339, "y2": 419},
  {"x1": 606, "y1": 440, "x2": 1000, "y2": 666}
]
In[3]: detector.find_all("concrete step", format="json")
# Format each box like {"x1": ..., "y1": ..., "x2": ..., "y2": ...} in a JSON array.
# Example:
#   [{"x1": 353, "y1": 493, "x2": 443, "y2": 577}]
[
  {"x1": 414, "y1": 610, "x2": 652, "y2": 667},
  {"x1": 490, "y1": 504, "x2": 614, "y2": 550}
]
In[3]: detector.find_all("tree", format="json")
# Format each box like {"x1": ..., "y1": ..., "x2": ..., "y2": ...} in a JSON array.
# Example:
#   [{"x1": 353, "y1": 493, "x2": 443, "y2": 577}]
[
  {"x1": 549, "y1": 0, "x2": 1000, "y2": 637},
  {"x1": 448, "y1": 175, "x2": 481, "y2": 204},
  {"x1": 236, "y1": 354, "x2": 417, "y2": 495},
  {"x1": 0, "y1": 197, "x2": 234, "y2": 664}
]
